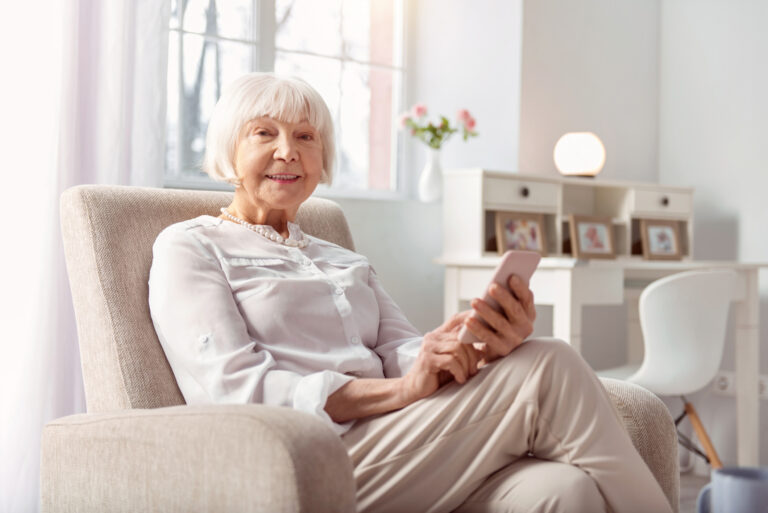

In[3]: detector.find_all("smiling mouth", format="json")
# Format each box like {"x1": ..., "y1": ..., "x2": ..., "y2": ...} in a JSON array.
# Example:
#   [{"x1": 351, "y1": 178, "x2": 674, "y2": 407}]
[{"x1": 266, "y1": 174, "x2": 301, "y2": 183}]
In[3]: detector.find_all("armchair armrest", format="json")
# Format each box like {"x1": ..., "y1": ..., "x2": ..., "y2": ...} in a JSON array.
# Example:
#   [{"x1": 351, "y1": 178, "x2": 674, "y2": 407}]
[
  {"x1": 601, "y1": 378, "x2": 680, "y2": 513},
  {"x1": 41, "y1": 404, "x2": 356, "y2": 513}
]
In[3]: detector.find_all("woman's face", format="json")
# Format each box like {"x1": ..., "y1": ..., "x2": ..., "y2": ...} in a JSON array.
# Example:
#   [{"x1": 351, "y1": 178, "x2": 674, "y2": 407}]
[{"x1": 233, "y1": 116, "x2": 324, "y2": 219}]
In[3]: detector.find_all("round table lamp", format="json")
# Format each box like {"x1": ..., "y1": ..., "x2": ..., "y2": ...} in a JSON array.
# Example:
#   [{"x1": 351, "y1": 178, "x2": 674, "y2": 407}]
[{"x1": 553, "y1": 132, "x2": 606, "y2": 177}]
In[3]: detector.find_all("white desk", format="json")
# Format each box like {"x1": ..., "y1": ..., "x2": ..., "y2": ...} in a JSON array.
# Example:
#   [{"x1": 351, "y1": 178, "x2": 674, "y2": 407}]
[{"x1": 439, "y1": 256, "x2": 765, "y2": 466}]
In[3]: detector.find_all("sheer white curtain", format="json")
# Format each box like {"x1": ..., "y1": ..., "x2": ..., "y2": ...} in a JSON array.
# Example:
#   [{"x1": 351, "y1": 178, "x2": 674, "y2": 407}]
[{"x1": 0, "y1": 1, "x2": 170, "y2": 511}]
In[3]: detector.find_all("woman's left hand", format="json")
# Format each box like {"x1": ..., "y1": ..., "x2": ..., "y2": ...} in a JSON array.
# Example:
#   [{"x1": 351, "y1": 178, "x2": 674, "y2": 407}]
[{"x1": 463, "y1": 274, "x2": 536, "y2": 362}]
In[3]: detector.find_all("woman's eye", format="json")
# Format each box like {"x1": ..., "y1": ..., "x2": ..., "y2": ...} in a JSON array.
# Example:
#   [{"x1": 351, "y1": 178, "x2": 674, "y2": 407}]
[
  {"x1": 255, "y1": 130, "x2": 271, "y2": 136},
  {"x1": 299, "y1": 134, "x2": 314, "y2": 141}
]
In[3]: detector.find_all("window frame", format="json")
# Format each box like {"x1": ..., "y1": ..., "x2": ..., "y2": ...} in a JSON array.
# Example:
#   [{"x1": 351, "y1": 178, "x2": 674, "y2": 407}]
[{"x1": 164, "y1": 0, "x2": 409, "y2": 200}]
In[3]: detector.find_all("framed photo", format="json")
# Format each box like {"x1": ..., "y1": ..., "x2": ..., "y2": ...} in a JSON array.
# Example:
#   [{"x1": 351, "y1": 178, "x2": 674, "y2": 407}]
[
  {"x1": 494, "y1": 211, "x2": 548, "y2": 256},
  {"x1": 569, "y1": 215, "x2": 616, "y2": 259},
  {"x1": 640, "y1": 219, "x2": 682, "y2": 260}
]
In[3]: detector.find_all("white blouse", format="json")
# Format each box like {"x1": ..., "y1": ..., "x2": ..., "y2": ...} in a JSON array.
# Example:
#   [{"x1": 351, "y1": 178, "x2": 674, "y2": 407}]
[{"x1": 148, "y1": 215, "x2": 423, "y2": 435}]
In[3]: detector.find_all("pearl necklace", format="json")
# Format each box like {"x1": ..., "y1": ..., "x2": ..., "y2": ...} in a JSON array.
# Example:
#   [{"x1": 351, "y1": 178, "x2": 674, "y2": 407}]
[{"x1": 220, "y1": 208, "x2": 308, "y2": 248}]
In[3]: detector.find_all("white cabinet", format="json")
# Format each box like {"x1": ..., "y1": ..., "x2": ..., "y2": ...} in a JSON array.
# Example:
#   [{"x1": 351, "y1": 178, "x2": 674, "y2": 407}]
[{"x1": 442, "y1": 169, "x2": 694, "y2": 260}]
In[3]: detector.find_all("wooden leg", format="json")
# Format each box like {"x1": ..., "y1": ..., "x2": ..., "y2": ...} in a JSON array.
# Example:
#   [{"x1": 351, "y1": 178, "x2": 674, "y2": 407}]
[{"x1": 684, "y1": 401, "x2": 723, "y2": 469}]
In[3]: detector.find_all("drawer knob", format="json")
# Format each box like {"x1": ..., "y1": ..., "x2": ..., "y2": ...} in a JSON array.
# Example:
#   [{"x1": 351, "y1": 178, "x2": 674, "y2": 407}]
[
  {"x1": 661, "y1": 196, "x2": 669, "y2": 207},
  {"x1": 520, "y1": 186, "x2": 530, "y2": 198}
]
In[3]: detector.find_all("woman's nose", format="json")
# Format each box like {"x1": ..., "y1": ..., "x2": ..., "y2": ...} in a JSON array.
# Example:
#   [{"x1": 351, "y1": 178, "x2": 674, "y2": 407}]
[{"x1": 273, "y1": 134, "x2": 298, "y2": 162}]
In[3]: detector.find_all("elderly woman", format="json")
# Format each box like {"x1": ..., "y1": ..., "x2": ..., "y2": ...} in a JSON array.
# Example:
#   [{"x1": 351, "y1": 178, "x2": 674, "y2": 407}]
[{"x1": 148, "y1": 73, "x2": 672, "y2": 513}]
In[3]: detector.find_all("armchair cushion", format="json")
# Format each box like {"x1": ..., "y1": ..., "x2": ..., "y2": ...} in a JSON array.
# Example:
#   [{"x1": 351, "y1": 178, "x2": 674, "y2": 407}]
[{"x1": 41, "y1": 404, "x2": 356, "y2": 513}]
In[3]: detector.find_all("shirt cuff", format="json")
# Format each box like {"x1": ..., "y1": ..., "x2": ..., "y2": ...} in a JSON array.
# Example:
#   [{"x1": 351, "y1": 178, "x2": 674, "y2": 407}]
[
  {"x1": 293, "y1": 370, "x2": 355, "y2": 436},
  {"x1": 382, "y1": 337, "x2": 423, "y2": 378}
]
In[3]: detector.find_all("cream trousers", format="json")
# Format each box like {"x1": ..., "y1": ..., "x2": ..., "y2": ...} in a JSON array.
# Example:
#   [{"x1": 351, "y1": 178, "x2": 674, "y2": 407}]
[{"x1": 341, "y1": 338, "x2": 674, "y2": 513}]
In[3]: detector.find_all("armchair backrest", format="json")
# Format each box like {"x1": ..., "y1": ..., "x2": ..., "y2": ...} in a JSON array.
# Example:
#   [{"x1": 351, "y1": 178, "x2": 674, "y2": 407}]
[{"x1": 60, "y1": 185, "x2": 356, "y2": 412}]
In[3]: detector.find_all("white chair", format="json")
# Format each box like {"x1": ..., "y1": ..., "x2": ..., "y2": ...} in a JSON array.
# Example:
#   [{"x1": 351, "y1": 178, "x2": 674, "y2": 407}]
[{"x1": 599, "y1": 269, "x2": 738, "y2": 469}]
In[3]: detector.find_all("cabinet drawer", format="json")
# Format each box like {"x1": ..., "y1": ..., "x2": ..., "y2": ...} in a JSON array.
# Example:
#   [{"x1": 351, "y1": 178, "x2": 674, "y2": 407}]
[
  {"x1": 483, "y1": 178, "x2": 559, "y2": 211},
  {"x1": 632, "y1": 189, "x2": 692, "y2": 216}
]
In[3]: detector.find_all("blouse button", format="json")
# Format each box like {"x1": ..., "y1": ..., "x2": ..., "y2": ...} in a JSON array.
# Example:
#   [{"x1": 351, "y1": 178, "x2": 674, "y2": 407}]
[
  {"x1": 334, "y1": 288, "x2": 344, "y2": 295},
  {"x1": 351, "y1": 336, "x2": 361, "y2": 344}
]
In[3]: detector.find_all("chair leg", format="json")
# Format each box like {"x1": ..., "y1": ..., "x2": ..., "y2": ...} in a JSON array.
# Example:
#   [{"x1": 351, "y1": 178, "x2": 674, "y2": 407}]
[{"x1": 683, "y1": 401, "x2": 723, "y2": 469}]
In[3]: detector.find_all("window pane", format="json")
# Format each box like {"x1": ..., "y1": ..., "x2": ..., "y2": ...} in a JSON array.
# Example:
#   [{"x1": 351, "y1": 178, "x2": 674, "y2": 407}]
[
  {"x1": 340, "y1": 0, "x2": 399, "y2": 66},
  {"x1": 275, "y1": 0, "x2": 342, "y2": 57},
  {"x1": 274, "y1": 51, "x2": 341, "y2": 124},
  {"x1": 340, "y1": 0, "x2": 368, "y2": 63},
  {"x1": 178, "y1": 34, "x2": 253, "y2": 176},
  {"x1": 183, "y1": 0, "x2": 255, "y2": 41},
  {"x1": 170, "y1": 0, "x2": 181, "y2": 29},
  {"x1": 337, "y1": 62, "x2": 370, "y2": 190},
  {"x1": 218, "y1": 0, "x2": 254, "y2": 41},
  {"x1": 182, "y1": 0, "x2": 211, "y2": 34}
]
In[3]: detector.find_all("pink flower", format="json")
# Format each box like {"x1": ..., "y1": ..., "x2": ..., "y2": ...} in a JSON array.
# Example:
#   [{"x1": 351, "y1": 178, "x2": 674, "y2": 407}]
[
  {"x1": 411, "y1": 103, "x2": 427, "y2": 118},
  {"x1": 398, "y1": 112, "x2": 411, "y2": 129},
  {"x1": 456, "y1": 109, "x2": 471, "y2": 122},
  {"x1": 457, "y1": 109, "x2": 477, "y2": 131}
]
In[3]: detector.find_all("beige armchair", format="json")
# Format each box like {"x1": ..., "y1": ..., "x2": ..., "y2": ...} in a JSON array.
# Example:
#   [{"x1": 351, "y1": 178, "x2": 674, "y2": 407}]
[{"x1": 42, "y1": 185, "x2": 679, "y2": 512}]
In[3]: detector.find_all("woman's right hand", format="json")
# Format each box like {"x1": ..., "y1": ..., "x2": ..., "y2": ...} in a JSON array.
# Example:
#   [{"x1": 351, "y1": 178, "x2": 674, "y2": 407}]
[{"x1": 398, "y1": 311, "x2": 482, "y2": 405}]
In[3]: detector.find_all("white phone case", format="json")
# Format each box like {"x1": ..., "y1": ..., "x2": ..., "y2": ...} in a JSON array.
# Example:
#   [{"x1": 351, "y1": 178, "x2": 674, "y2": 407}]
[{"x1": 458, "y1": 250, "x2": 541, "y2": 344}]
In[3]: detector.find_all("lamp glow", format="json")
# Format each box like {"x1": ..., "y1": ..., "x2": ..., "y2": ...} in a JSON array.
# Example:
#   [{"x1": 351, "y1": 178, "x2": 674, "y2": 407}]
[{"x1": 553, "y1": 132, "x2": 606, "y2": 177}]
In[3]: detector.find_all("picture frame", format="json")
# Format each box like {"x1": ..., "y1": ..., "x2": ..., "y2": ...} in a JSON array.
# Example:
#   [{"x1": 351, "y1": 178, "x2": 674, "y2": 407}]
[
  {"x1": 494, "y1": 211, "x2": 548, "y2": 256},
  {"x1": 640, "y1": 219, "x2": 682, "y2": 260},
  {"x1": 569, "y1": 215, "x2": 616, "y2": 259}
]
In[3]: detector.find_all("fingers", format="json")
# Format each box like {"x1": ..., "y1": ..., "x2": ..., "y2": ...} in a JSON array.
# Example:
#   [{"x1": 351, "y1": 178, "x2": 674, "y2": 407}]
[
  {"x1": 481, "y1": 278, "x2": 536, "y2": 337},
  {"x1": 508, "y1": 275, "x2": 537, "y2": 321},
  {"x1": 461, "y1": 343, "x2": 480, "y2": 376},
  {"x1": 474, "y1": 291, "x2": 520, "y2": 334},
  {"x1": 425, "y1": 352, "x2": 468, "y2": 384},
  {"x1": 466, "y1": 277, "x2": 536, "y2": 359},
  {"x1": 464, "y1": 314, "x2": 513, "y2": 358},
  {"x1": 421, "y1": 335, "x2": 478, "y2": 384},
  {"x1": 445, "y1": 310, "x2": 472, "y2": 332},
  {"x1": 440, "y1": 339, "x2": 478, "y2": 380},
  {"x1": 446, "y1": 358, "x2": 469, "y2": 384},
  {"x1": 489, "y1": 283, "x2": 527, "y2": 328}
]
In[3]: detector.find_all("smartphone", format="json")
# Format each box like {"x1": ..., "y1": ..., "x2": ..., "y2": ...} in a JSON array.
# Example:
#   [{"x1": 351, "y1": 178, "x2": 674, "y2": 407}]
[{"x1": 458, "y1": 250, "x2": 541, "y2": 344}]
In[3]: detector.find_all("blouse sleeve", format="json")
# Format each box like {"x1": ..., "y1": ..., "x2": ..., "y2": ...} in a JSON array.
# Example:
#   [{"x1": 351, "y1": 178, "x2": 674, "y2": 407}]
[
  {"x1": 148, "y1": 226, "x2": 354, "y2": 435},
  {"x1": 368, "y1": 268, "x2": 424, "y2": 378}
]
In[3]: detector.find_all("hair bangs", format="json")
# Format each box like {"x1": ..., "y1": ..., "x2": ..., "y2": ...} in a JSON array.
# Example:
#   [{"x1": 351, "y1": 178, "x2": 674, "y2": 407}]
[
  {"x1": 203, "y1": 73, "x2": 335, "y2": 185},
  {"x1": 245, "y1": 80, "x2": 328, "y2": 135}
]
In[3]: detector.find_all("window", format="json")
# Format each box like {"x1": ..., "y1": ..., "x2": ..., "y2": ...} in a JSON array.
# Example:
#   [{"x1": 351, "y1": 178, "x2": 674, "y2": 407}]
[{"x1": 165, "y1": 0, "x2": 405, "y2": 194}]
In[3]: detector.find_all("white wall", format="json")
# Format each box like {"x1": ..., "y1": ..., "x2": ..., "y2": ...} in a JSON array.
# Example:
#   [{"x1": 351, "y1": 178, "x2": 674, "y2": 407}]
[
  {"x1": 517, "y1": 0, "x2": 661, "y2": 370},
  {"x1": 333, "y1": 0, "x2": 524, "y2": 334},
  {"x1": 658, "y1": 0, "x2": 768, "y2": 468},
  {"x1": 404, "y1": 0, "x2": 524, "y2": 180},
  {"x1": 519, "y1": 0, "x2": 660, "y2": 183}
]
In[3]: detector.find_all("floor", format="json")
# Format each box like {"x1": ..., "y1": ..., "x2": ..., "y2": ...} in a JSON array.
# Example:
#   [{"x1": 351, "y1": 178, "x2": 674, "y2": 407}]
[{"x1": 679, "y1": 471, "x2": 709, "y2": 513}]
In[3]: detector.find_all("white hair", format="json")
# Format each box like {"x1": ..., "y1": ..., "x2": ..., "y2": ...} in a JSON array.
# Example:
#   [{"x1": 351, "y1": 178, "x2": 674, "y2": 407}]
[{"x1": 203, "y1": 73, "x2": 335, "y2": 185}]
